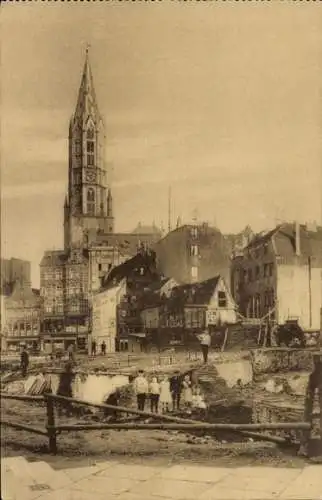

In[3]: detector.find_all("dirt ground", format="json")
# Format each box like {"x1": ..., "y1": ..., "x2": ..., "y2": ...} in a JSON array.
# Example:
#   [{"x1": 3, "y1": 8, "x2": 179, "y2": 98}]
[{"x1": 1, "y1": 398, "x2": 315, "y2": 469}]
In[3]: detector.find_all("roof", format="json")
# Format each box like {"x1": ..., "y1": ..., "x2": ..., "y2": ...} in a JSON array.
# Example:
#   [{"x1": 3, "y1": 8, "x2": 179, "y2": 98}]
[
  {"x1": 101, "y1": 250, "x2": 159, "y2": 289},
  {"x1": 138, "y1": 277, "x2": 175, "y2": 308},
  {"x1": 132, "y1": 223, "x2": 162, "y2": 236},
  {"x1": 40, "y1": 250, "x2": 67, "y2": 267},
  {"x1": 6, "y1": 281, "x2": 42, "y2": 306},
  {"x1": 246, "y1": 223, "x2": 322, "y2": 265},
  {"x1": 155, "y1": 223, "x2": 222, "y2": 246},
  {"x1": 89, "y1": 231, "x2": 161, "y2": 257},
  {"x1": 143, "y1": 276, "x2": 222, "y2": 310}
]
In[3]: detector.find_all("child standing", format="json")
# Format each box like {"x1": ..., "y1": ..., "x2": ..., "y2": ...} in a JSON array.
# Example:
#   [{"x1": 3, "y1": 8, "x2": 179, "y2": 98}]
[
  {"x1": 159, "y1": 375, "x2": 172, "y2": 413},
  {"x1": 149, "y1": 376, "x2": 161, "y2": 413},
  {"x1": 182, "y1": 374, "x2": 193, "y2": 409}
]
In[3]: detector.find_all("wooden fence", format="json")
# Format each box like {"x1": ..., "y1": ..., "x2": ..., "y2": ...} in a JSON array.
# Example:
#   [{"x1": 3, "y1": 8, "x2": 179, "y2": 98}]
[{"x1": 1, "y1": 389, "x2": 317, "y2": 456}]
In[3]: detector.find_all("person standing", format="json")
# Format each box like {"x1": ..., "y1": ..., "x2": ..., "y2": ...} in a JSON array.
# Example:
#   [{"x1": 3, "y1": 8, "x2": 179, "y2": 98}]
[
  {"x1": 67, "y1": 343, "x2": 75, "y2": 362},
  {"x1": 182, "y1": 374, "x2": 193, "y2": 410},
  {"x1": 159, "y1": 375, "x2": 172, "y2": 413},
  {"x1": 149, "y1": 376, "x2": 161, "y2": 413},
  {"x1": 57, "y1": 361, "x2": 74, "y2": 417},
  {"x1": 198, "y1": 330, "x2": 211, "y2": 363},
  {"x1": 20, "y1": 346, "x2": 29, "y2": 378},
  {"x1": 91, "y1": 340, "x2": 97, "y2": 356},
  {"x1": 170, "y1": 370, "x2": 182, "y2": 412},
  {"x1": 101, "y1": 341, "x2": 106, "y2": 356},
  {"x1": 133, "y1": 370, "x2": 149, "y2": 411}
]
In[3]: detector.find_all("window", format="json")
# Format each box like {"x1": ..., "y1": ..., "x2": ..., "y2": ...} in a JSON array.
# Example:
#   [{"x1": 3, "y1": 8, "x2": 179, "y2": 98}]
[
  {"x1": 248, "y1": 268, "x2": 253, "y2": 282},
  {"x1": 268, "y1": 263, "x2": 274, "y2": 277},
  {"x1": 98, "y1": 263, "x2": 102, "y2": 272},
  {"x1": 191, "y1": 266, "x2": 198, "y2": 280},
  {"x1": 87, "y1": 188, "x2": 95, "y2": 215},
  {"x1": 87, "y1": 129, "x2": 95, "y2": 166},
  {"x1": 264, "y1": 264, "x2": 268, "y2": 277},
  {"x1": 218, "y1": 291, "x2": 227, "y2": 308},
  {"x1": 255, "y1": 266, "x2": 260, "y2": 279},
  {"x1": 191, "y1": 245, "x2": 198, "y2": 256}
]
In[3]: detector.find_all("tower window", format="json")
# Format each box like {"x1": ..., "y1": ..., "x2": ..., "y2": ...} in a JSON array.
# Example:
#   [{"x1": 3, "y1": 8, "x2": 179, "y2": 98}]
[
  {"x1": 86, "y1": 129, "x2": 95, "y2": 166},
  {"x1": 87, "y1": 188, "x2": 95, "y2": 215}
]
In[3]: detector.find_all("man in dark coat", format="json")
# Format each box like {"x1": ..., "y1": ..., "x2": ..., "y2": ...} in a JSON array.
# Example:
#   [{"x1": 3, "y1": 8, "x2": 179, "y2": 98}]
[
  {"x1": 170, "y1": 370, "x2": 182, "y2": 411},
  {"x1": 101, "y1": 341, "x2": 106, "y2": 356},
  {"x1": 20, "y1": 347, "x2": 29, "y2": 377},
  {"x1": 57, "y1": 361, "x2": 74, "y2": 416}
]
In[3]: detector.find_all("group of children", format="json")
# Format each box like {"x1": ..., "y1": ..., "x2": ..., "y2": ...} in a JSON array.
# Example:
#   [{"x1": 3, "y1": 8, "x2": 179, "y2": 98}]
[{"x1": 133, "y1": 369, "x2": 207, "y2": 414}]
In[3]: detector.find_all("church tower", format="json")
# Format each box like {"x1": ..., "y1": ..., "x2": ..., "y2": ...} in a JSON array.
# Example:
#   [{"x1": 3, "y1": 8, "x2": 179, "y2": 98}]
[{"x1": 64, "y1": 48, "x2": 114, "y2": 250}]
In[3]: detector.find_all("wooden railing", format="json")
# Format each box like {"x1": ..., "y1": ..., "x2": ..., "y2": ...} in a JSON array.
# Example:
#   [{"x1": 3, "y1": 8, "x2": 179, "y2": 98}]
[{"x1": 1, "y1": 390, "x2": 317, "y2": 456}]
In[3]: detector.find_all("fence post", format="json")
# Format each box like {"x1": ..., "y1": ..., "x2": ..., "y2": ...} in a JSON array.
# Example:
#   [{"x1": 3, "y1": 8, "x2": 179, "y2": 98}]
[
  {"x1": 298, "y1": 354, "x2": 322, "y2": 457},
  {"x1": 45, "y1": 394, "x2": 57, "y2": 455}
]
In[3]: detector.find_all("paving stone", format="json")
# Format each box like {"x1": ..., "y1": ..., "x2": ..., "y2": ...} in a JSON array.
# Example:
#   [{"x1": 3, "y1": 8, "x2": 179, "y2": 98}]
[
  {"x1": 96, "y1": 463, "x2": 162, "y2": 481},
  {"x1": 199, "y1": 485, "x2": 278, "y2": 500},
  {"x1": 130, "y1": 477, "x2": 213, "y2": 499},
  {"x1": 216, "y1": 468, "x2": 301, "y2": 496},
  {"x1": 64, "y1": 465, "x2": 101, "y2": 482},
  {"x1": 35, "y1": 489, "x2": 110, "y2": 500},
  {"x1": 159, "y1": 465, "x2": 231, "y2": 483},
  {"x1": 279, "y1": 465, "x2": 322, "y2": 499},
  {"x1": 72, "y1": 475, "x2": 142, "y2": 496}
]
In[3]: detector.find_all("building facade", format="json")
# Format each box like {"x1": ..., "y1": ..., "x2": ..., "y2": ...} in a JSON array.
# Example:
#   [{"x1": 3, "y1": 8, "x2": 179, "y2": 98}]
[
  {"x1": 231, "y1": 222, "x2": 322, "y2": 332},
  {"x1": 154, "y1": 223, "x2": 231, "y2": 287},
  {"x1": 3, "y1": 282, "x2": 42, "y2": 351},
  {"x1": 40, "y1": 50, "x2": 162, "y2": 350},
  {"x1": 141, "y1": 275, "x2": 237, "y2": 350},
  {"x1": 91, "y1": 279, "x2": 126, "y2": 353}
]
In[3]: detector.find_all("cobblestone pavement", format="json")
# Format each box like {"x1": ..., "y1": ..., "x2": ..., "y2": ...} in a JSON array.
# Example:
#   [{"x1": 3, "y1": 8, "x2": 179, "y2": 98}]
[{"x1": 2, "y1": 455, "x2": 322, "y2": 500}]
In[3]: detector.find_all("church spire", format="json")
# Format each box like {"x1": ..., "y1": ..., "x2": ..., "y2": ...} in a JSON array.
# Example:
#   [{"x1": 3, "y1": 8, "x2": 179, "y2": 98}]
[{"x1": 73, "y1": 46, "x2": 101, "y2": 123}]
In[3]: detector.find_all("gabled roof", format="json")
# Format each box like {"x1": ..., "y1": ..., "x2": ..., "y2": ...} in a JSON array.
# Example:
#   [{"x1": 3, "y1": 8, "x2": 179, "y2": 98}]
[
  {"x1": 245, "y1": 222, "x2": 322, "y2": 265},
  {"x1": 143, "y1": 275, "x2": 222, "y2": 310},
  {"x1": 101, "y1": 250, "x2": 158, "y2": 290}
]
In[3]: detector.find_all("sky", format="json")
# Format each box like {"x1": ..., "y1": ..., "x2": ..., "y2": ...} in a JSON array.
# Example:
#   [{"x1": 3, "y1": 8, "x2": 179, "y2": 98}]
[{"x1": 1, "y1": 2, "x2": 322, "y2": 287}]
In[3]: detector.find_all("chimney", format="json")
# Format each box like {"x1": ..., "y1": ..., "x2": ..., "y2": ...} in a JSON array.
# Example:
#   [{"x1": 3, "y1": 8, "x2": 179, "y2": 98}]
[{"x1": 295, "y1": 221, "x2": 301, "y2": 257}]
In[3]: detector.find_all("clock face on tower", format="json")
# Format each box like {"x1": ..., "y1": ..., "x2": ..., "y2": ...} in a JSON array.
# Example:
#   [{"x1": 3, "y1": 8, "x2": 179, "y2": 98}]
[{"x1": 85, "y1": 170, "x2": 96, "y2": 183}]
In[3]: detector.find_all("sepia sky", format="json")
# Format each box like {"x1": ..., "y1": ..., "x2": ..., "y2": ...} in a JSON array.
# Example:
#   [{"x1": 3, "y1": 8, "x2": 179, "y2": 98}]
[{"x1": 1, "y1": 2, "x2": 322, "y2": 286}]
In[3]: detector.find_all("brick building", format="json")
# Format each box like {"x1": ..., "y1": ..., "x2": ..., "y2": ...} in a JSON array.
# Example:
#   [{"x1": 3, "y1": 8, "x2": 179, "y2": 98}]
[
  {"x1": 231, "y1": 222, "x2": 322, "y2": 332},
  {"x1": 154, "y1": 223, "x2": 231, "y2": 286},
  {"x1": 3, "y1": 281, "x2": 42, "y2": 351}
]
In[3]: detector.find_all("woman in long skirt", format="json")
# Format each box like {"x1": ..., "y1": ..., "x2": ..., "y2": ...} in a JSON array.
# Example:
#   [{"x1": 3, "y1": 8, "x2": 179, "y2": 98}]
[
  {"x1": 159, "y1": 375, "x2": 172, "y2": 413},
  {"x1": 182, "y1": 374, "x2": 193, "y2": 410}
]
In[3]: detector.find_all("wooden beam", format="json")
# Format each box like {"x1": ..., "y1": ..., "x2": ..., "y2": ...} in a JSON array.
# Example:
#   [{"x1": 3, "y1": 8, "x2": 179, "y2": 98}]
[
  {"x1": 1, "y1": 420, "x2": 48, "y2": 436},
  {"x1": 1, "y1": 393, "x2": 44, "y2": 403},
  {"x1": 51, "y1": 422, "x2": 310, "y2": 432},
  {"x1": 45, "y1": 393, "x2": 209, "y2": 424}
]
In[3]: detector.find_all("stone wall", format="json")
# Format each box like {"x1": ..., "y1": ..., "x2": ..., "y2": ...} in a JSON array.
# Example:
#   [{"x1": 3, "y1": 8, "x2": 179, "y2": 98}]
[{"x1": 250, "y1": 348, "x2": 320, "y2": 376}]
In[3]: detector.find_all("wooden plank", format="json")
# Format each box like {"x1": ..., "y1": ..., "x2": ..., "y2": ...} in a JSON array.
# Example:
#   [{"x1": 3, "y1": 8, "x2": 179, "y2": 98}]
[
  {"x1": 1, "y1": 393, "x2": 44, "y2": 402},
  {"x1": 51, "y1": 421, "x2": 310, "y2": 432},
  {"x1": 45, "y1": 393, "x2": 210, "y2": 424},
  {"x1": 1, "y1": 419, "x2": 48, "y2": 436}
]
